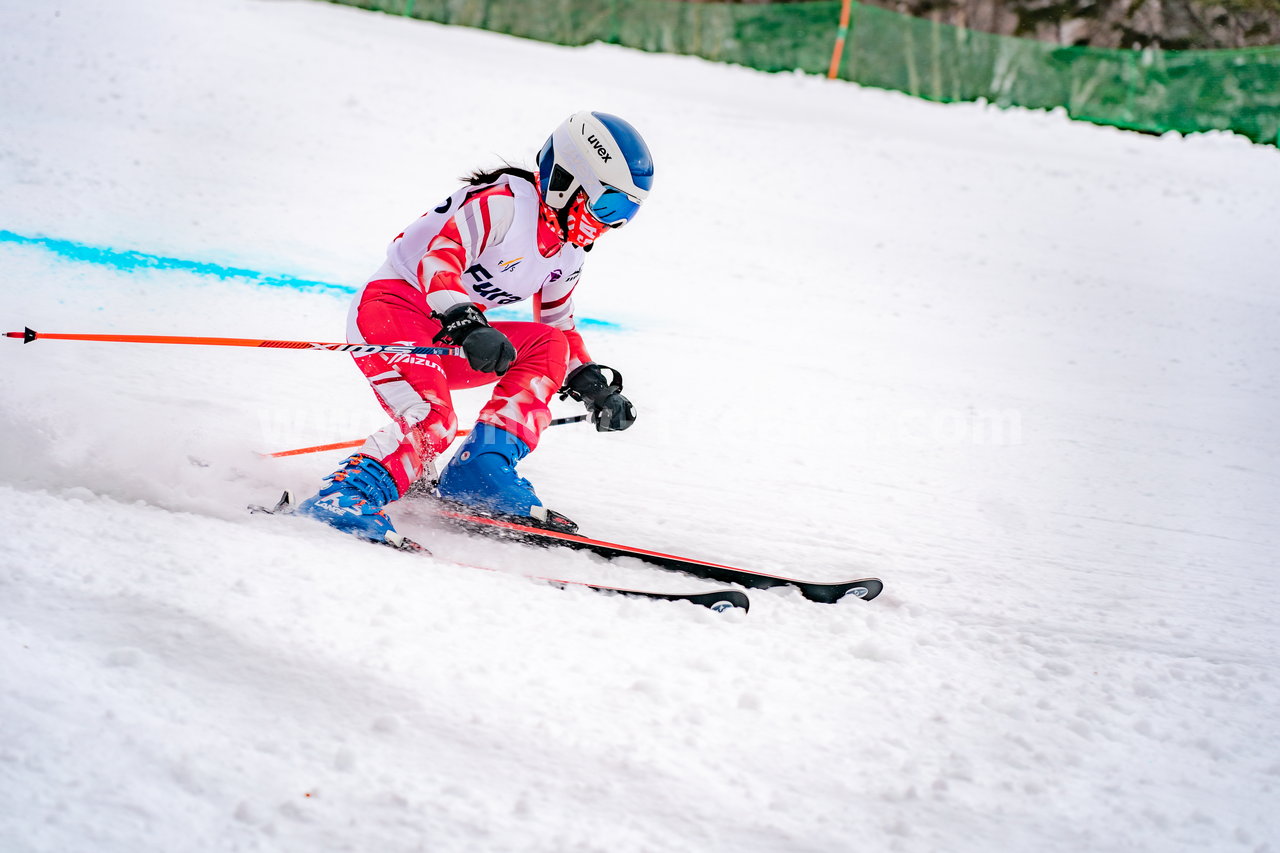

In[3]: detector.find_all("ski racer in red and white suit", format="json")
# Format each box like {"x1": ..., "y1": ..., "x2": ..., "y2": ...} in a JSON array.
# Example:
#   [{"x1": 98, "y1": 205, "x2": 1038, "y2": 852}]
[
  {"x1": 348, "y1": 172, "x2": 595, "y2": 494},
  {"x1": 294, "y1": 112, "x2": 655, "y2": 545}
]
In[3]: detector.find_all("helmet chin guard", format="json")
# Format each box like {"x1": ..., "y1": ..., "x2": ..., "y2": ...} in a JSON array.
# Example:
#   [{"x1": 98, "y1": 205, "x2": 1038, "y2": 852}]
[
  {"x1": 564, "y1": 192, "x2": 608, "y2": 247},
  {"x1": 536, "y1": 111, "x2": 654, "y2": 228}
]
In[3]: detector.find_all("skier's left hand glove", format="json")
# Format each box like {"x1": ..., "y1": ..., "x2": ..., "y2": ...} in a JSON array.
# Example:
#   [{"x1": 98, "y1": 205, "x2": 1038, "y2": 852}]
[{"x1": 560, "y1": 363, "x2": 636, "y2": 432}]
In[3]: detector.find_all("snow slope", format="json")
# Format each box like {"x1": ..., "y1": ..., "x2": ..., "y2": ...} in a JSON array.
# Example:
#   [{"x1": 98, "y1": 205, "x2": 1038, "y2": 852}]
[{"x1": 2, "y1": 1, "x2": 1279, "y2": 850}]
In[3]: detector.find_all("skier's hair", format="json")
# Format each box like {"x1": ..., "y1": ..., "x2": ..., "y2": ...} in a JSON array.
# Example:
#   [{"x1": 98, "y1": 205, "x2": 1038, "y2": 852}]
[
  {"x1": 462, "y1": 162, "x2": 591, "y2": 248},
  {"x1": 463, "y1": 163, "x2": 536, "y2": 186}
]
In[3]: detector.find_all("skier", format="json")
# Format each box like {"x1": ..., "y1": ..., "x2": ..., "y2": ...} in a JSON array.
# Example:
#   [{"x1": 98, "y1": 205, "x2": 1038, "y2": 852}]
[{"x1": 294, "y1": 111, "x2": 653, "y2": 544}]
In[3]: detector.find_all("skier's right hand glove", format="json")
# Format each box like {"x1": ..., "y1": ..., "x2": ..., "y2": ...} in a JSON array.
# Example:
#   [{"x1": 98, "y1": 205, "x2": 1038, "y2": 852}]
[
  {"x1": 432, "y1": 303, "x2": 516, "y2": 375},
  {"x1": 560, "y1": 363, "x2": 636, "y2": 432}
]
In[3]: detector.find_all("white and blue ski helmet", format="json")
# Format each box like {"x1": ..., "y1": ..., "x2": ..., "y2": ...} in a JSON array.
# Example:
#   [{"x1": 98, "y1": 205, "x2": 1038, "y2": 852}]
[{"x1": 536, "y1": 111, "x2": 654, "y2": 227}]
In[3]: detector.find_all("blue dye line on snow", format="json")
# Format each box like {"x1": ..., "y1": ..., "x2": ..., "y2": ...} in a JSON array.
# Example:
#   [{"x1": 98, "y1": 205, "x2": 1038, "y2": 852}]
[
  {"x1": 0, "y1": 229, "x2": 349, "y2": 293},
  {"x1": 0, "y1": 229, "x2": 620, "y2": 329}
]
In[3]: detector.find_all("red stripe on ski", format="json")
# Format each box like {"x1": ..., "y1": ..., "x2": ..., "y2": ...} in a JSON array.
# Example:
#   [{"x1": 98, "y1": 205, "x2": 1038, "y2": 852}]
[{"x1": 434, "y1": 507, "x2": 837, "y2": 586}]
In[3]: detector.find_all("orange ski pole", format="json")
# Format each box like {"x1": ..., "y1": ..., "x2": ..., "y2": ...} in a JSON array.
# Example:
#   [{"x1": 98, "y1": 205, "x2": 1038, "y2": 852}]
[
  {"x1": 262, "y1": 416, "x2": 589, "y2": 459},
  {"x1": 5, "y1": 326, "x2": 461, "y2": 357}
]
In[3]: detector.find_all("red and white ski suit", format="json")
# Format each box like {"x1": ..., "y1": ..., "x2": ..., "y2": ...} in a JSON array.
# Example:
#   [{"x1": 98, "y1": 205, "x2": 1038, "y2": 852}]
[{"x1": 346, "y1": 174, "x2": 595, "y2": 495}]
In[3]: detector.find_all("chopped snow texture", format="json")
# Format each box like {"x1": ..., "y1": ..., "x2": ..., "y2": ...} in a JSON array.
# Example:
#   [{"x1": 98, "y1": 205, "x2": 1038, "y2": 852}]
[{"x1": 2, "y1": 1, "x2": 1279, "y2": 851}]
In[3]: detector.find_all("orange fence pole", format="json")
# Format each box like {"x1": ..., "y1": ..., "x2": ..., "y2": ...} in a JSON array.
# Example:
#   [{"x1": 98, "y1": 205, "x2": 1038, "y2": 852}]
[{"x1": 827, "y1": 0, "x2": 853, "y2": 79}]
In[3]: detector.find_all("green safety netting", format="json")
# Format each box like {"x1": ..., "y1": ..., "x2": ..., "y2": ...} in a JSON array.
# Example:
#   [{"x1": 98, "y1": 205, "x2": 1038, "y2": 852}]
[{"x1": 324, "y1": 0, "x2": 1280, "y2": 145}]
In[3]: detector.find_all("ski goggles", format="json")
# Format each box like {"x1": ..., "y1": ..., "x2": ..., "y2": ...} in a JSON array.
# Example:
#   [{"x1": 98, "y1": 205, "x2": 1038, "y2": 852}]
[{"x1": 588, "y1": 186, "x2": 642, "y2": 227}]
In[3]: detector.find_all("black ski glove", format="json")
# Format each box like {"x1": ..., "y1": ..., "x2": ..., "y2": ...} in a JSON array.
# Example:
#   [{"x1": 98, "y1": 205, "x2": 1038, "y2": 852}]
[
  {"x1": 560, "y1": 363, "x2": 636, "y2": 432},
  {"x1": 432, "y1": 303, "x2": 515, "y2": 375}
]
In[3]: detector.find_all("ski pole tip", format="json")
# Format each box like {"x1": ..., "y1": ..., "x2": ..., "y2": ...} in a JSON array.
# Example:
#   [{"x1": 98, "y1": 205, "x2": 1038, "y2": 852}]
[{"x1": 4, "y1": 327, "x2": 37, "y2": 342}]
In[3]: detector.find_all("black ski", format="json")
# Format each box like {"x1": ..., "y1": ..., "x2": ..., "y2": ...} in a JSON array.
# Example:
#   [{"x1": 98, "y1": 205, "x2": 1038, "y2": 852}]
[
  {"x1": 249, "y1": 493, "x2": 749, "y2": 613},
  {"x1": 417, "y1": 504, "x2": 883, "y2": 604}
]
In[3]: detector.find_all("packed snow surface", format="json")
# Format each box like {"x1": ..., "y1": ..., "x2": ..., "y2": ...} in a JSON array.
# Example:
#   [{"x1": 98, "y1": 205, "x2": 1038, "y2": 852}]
[{"x1": 2, "y1": 1, "x2": 1279, "y2": 850}]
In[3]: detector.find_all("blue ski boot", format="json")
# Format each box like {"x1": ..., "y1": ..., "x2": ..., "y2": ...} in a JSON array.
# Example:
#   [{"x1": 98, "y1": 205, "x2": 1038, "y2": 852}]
[
  {"x1": 296, "y1": 454, "x2": 402, "y2": 544},
  {"x1": 436, "y1": 423, "x2": 576, "y2": 532}
]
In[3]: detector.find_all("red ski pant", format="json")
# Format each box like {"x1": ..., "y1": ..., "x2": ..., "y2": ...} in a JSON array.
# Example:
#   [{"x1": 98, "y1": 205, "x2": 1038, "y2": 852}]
[{"x1": 348, "y1": 281, "x2": 570, "y2": 496}]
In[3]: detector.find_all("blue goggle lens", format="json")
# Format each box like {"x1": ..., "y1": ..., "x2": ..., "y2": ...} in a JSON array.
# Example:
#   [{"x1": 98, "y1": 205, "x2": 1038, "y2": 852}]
[{"x1": 590, "y1": 187, "x2": 642, "y2": 227}]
